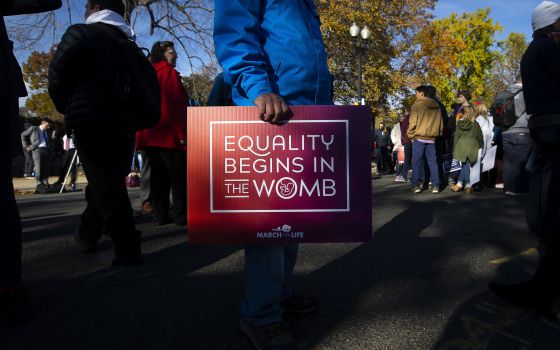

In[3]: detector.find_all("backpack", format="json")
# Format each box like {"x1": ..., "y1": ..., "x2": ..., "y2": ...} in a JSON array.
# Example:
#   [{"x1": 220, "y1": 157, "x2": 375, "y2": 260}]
[
  {"x1": 491, "y1": 88, "x2": 523, "y2": 128},
  {"x1": 92, "y1": 23, "x2": 161, "y2": 131}
]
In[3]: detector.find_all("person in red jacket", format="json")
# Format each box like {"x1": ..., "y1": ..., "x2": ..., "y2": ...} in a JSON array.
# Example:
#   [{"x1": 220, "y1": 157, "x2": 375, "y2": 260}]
[{"x1": 136, "y1": 41, "x2": 188, "y2": 226}]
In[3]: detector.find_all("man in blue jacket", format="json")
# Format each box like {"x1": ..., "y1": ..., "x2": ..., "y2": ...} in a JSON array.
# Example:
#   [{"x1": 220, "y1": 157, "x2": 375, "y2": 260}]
[{"x1": 214, "y1": 1, "x2": 333, "y2": 348}]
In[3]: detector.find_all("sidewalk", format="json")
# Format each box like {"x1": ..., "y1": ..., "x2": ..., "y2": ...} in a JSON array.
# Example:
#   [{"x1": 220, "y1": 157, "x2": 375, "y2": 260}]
[{"x1": 12, "y1": 175, "x2": 88, "y2": 194}]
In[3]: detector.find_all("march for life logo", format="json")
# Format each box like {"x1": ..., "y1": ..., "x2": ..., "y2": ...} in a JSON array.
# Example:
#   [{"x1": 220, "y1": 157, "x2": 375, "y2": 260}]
[{"x1": 210, "y1": 120, "x2": 349, "y2": 213}]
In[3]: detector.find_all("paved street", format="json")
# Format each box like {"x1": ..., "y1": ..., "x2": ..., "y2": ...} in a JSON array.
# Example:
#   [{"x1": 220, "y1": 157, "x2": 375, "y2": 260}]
[{"x1": 2, "y1": 175, "x2": 560, "y2": 349}]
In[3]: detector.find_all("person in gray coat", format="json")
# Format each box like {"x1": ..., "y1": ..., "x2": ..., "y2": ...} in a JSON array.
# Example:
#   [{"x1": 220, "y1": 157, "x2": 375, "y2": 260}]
[
  {"x1": 502, "y1": 76, "x2": 532, "y2": 195},
  {"x1": 21, "y1": 118, "x2": 54, "y2": 186},
  {"x1": 0, "y1": 0, "x2": 62, "y2": 327}
]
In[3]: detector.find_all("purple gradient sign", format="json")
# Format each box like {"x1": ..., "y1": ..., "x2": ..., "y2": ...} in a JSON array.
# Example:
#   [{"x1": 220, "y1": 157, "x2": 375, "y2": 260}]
[{"x1": 187, "y1": 105, "x2": 372, "y2": 243}]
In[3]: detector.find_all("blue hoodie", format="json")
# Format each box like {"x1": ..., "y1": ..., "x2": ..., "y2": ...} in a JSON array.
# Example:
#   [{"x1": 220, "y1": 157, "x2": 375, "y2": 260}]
[{"x1": 213, "y1": 0, "x2": 333, "y2": 106}]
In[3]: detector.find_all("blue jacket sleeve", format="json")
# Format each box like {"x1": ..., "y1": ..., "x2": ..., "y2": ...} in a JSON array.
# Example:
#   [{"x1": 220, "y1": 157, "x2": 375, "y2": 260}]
[{"x1": 213, "y1": 0, "x2": 273, "y2": 103}]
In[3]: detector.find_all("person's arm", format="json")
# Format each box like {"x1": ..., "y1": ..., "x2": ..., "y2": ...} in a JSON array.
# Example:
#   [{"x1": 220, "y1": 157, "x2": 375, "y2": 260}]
[
  {"x1": 438, "y1": 111, "x2": 444, "y2": 136},
  {"x1": 160, "y1": 66, "x2": 188, "y2": 142},
  {"x1": 21, "y1": 127, "x2": 32, "y2": 149},
  {"x1": 213, "y1": 0, "x2": 289, "y2": 123},
  {"x1": 544, "y1": 39, "x2": 560, "y2": 80},
  {"x1": 1, "y1": 0, "x2": 61, "y2": 16},
  {"x1": 407, "y1": 104, "x2": 418, "y2": 141},
  {"x1": 390, "y1": 125, "x2": 399, "y2": 145},
  {"x1": 453, "y1": 124, "x2": 460, "y2": 151},
  {"x1": 48, "y1": 25, "x2": 88, "y2": 114}
]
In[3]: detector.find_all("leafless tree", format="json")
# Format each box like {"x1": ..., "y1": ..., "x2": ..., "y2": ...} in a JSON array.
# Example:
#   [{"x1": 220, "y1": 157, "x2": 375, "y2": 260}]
[{"x1": 8, "y1": 0, "x2": 216, "y2": 73}]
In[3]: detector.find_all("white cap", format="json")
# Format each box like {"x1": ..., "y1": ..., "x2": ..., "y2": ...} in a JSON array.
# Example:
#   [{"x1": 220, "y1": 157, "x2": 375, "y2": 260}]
[{"x1": 532, "y1": 1, "x2": 560, "y2": 31}]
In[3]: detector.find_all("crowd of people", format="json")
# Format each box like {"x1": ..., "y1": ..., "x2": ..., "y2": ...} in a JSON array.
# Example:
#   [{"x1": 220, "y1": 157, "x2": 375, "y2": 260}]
[
  {"x1": 374, "y1": 82, "x2": 532, "y2": 196},
  {"x1": 1, "y1": 1, "x2": 559, "y2": 350},
  {"x1": 19, "y1": 118, "x2": 79, "y2": 192}
]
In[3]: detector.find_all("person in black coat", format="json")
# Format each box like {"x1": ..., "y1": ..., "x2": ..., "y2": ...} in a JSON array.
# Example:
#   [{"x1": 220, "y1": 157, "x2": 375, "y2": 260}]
[
  {"x1": 48, "y1": 0, "x2": 142, "y2": 266},
  {"x1": 0, "y1": 0, "x2": 62, "y2": 327},
  {"x1": 489, "y1": 1, "x2": 560, "y2": 320}
]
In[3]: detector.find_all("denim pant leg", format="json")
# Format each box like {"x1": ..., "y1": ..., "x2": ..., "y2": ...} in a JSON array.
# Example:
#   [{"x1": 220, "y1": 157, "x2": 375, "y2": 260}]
[
  {"x1": 242, "y1": 244, "x2": 299, "y2": 325},
  {"x1": 402, "y1": 144, "x2": 412, "y2": 180},
  {"x1": 425, "y1": 143, "x2": 440, "y2": 187},
  {"x1": 411, "y1": 142, "x2": 426, "y2": 187},
  {"x1": 458, "y1": 162, "x2": 471, "y2": 186}
]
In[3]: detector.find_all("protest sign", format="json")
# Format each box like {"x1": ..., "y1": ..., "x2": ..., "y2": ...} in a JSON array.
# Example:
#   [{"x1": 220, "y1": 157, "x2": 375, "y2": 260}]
[
  {"x1": 187, "y1": 106, "x2": 372, "y2": 244},
  {"x1": 469, "y1": 149, "x2": 482, "y2": 185},
  {"x1": 482, "y1": 145, "x2": 497, "y2": 172}
]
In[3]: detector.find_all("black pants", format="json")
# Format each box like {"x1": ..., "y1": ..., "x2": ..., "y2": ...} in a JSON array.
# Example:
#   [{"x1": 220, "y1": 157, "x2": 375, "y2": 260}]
[
  {"x1": 527, "y1": 126, "x2": 560, "y2": 242},
  {"x1": 74, "y1": 124, "x2": 139, "y2": 257},
  {"x1": 57, "y1": 149, "x2": 77, "y2": 184},
  {"x1": 503, "y1": 132, "x2": 532, "y2": 193},
  {"x1": 145, "y1": 148, "x2": 186, "y2": 222},
  {"x1": 0, "y1": 96, "x2": 22, "y2": 286},
  {"x1": 376, "y1": 147, "x2": 388, "y2": 173}
]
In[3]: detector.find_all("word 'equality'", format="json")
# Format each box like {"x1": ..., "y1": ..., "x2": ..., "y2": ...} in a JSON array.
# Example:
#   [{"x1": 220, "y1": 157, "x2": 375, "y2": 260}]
[{"x1": 224, "y1": 134, "x2": 335, "y2": 157}]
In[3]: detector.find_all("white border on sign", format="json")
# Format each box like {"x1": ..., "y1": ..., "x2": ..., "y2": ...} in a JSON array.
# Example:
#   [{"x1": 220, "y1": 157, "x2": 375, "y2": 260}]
[{"x1": 209, "y1": 120, "x2": 350, "y2": 213}]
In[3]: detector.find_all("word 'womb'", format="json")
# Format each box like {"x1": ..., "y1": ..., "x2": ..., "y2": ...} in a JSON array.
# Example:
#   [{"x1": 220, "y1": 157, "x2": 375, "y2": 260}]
[{"x1": 221, "y1": 133, "x2": 340, "y2": 200}]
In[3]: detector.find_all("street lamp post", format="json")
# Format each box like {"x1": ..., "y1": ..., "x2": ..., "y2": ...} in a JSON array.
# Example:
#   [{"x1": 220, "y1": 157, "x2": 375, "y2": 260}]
[{"x1": 349, "y1": 23, "x2": 371, "y2": 105}]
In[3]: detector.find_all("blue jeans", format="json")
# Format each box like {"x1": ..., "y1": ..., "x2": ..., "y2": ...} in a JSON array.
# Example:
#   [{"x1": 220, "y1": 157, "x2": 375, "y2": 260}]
[
  {"x1": 458, "y1": 161, "x2": 471, "y2": 187},
  {"x1": 401, "y1": 143, "x2": 412, "y2": 180},
  {"x1": 242, "y1": 244, "x2": 298, "y2": 325},
  {"x1": 411, "y1": 141, "x2": 440, "y2": 187}
]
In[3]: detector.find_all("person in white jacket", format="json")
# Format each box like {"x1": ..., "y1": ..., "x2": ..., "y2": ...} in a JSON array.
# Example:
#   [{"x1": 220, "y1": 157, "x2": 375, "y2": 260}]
[
  {"x1": 391, "y1": 120, "x2": 404, "y2": 182},
  {"x1": 475, "y1": 103, "x2": 495, "y2": 160}
]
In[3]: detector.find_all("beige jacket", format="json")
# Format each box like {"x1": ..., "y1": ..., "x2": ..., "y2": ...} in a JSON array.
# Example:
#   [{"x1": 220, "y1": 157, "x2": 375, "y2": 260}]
[{"x1": 407, "y1": 96, "x2": 443, "y2": 141}]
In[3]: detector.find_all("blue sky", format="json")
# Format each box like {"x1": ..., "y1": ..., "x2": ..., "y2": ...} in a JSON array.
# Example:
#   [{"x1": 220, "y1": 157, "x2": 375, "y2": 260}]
[
  {"x1": 14, "y1": 0, "x2": 547, "y2": 107},
  {"x1": 433, "y1": 0, "x2": 543, "y2": 41}
]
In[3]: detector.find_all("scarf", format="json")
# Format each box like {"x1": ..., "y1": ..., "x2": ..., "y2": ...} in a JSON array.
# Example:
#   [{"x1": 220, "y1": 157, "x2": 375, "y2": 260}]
[{"x1": 85, "y1": 9, "x2": 136, "y2": 41}]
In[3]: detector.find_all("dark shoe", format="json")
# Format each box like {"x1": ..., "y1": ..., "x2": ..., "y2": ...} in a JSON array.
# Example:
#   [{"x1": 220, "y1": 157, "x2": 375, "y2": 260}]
[
  {"x1": 489, "y1": 281, "x2": 539, "y2": 308},
  {"x1": 282, "y1": 293, "x2": 319, "y2": 315},
  {"x1": 155, "y1": 217, "x2": 173, "y2": 226},
  {"x1": 489, "y1": 281, "x2": 558, "y2": 320},
  {"x1": 240, "y1": 318, "x2": 295, "y2": 350},
  {"x1": 0, "y1": 284, "x2": 32, "y2": 326},
  {"x1": 174, "y1": 216, "x2": 187, "y2": 226},
  {"x1": 112, "y1": 230, "x2": 142, "y2": 265},
  {"x1": 112, "y1": 254, "x2": 143, "y2": 267},
  {"x1": 74, "y1": 229, "x2": 98, "y2": 254},
  {"x1": 141, "y1": 201, "x2": 154, "y2": 214}
]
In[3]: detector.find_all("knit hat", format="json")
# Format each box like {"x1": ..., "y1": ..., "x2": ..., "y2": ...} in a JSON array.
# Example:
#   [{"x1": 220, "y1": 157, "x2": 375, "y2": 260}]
[{"x1": 532, "y1": 1, "x2": 560, "y2": 31}]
